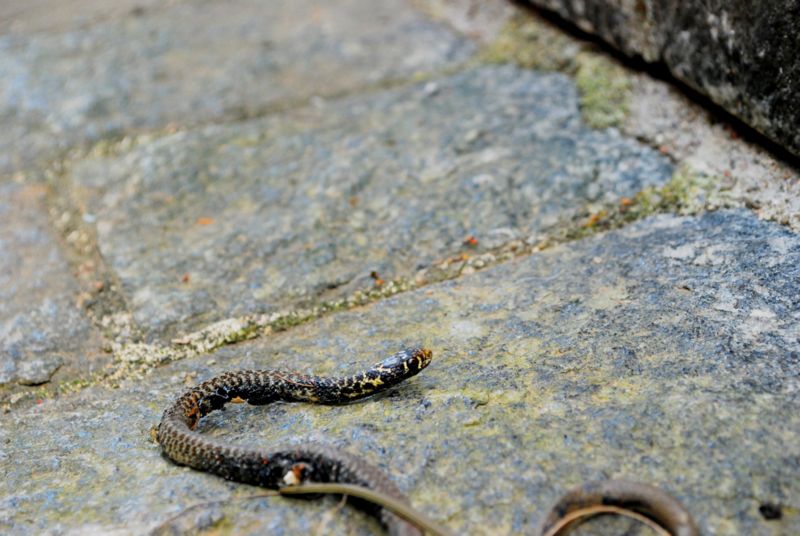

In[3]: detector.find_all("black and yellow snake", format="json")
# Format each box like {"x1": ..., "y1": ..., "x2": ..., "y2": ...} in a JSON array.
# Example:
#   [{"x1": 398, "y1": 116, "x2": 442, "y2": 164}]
[{"x1": 157, "y1": 347, "x2": 698, "y2": 535}]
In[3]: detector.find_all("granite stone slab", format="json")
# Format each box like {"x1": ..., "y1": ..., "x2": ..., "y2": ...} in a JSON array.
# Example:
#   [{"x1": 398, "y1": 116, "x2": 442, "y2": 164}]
[
  {"x1": 0, "y1": 182, "x2": 104, "y2": 389},
  {"x1": 2, "y1": 209, "x2": 797, "y2": 535},
  {"x1": 67, "y1": 65, "x2": 673, "y2": 339},
  {"x1": 0, "y1": 0, "x2": 472, "y2": 172}
]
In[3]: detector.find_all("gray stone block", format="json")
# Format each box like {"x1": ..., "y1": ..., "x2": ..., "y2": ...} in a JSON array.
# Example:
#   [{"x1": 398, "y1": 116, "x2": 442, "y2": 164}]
[
  {"x1": 0, "y1": 0, "x2": 472, "y2": 171},
  {"x1": 0, "y1": 182, "x2": 102, "y2": 388},
  {"x1": 3, "y1": 209, "x2": 797, "y2": 534},
  {"x1": 68, "y1": 65, "x2": 672, "y2": 338},
  {"x1": 525, "y1": 0, "x2": 800, "y2": 156}
]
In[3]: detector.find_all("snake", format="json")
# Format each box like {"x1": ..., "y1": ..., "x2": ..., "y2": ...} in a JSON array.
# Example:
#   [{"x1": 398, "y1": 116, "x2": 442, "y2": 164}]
[
  {"x1": 157, "y1": 347, "x2": 433, "y2": 536},
  {"x1": 156, "y1": 346, "x2": 699, "y2": 536}
]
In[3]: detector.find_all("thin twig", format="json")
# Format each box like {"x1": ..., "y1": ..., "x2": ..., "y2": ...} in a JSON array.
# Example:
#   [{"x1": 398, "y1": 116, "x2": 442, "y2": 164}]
[
  {"x1": 280, "y1": 483, "x2": 455, "y2": 536},
  {"x1": 541, "y1": 504, "x2": 671, "y2": 536}
]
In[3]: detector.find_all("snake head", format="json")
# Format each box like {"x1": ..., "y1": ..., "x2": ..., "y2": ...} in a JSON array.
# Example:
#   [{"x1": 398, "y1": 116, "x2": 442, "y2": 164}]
[
  {"x1": 378, "y1": 347, "x2": 433, "y2": 375},
  {"x1": 410, "y1": 347, "x2": 433, "y2": 371}
]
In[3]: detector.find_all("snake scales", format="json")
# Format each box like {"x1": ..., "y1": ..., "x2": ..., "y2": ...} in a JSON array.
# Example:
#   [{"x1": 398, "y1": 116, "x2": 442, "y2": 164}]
[{"x1": 157, "y1": 347, "x2": 698, "y2": 535}]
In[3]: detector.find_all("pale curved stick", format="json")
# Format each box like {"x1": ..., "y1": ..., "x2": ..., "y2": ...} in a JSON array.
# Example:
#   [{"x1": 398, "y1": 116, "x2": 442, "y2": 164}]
[
  {"x1": 280, "y1": 483, "x2": 455, "y2": 536},
  {"x1": 539, "y1": 480, "x2": 699, "y2": 536},
  {"x1": 541, "y1": 504, "x2": 671, "y2": 536}
]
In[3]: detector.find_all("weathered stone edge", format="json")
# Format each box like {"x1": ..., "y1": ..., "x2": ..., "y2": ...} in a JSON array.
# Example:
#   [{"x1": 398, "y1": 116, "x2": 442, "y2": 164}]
[{"x1": 521, "y1": 0, "x2": 800, "y2": 158}]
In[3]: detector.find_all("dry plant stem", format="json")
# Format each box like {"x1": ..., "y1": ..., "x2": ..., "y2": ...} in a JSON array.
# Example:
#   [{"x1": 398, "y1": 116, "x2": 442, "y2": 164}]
[
  {"x1": 280, "y1": 483, "x2": 456, "y2": 536},
  {"x1": 541, "y1": 504, "x2": 672, "y2": 536}
]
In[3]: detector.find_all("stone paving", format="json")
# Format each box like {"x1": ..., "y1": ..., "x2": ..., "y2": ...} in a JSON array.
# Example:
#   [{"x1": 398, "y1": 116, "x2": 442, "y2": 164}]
[
  {"x1": 1, "y1": 1, "x2": 799, "y2": 535},
  {"x1": 64, "y1": 65, "x2": 671, "y2": 339}
]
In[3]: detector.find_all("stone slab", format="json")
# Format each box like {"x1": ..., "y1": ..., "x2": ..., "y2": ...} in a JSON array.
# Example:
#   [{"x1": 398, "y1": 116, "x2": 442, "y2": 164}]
[
  {"x1": 68, "y1": 65, "x2": 673, "y2": 339},
  {"x1": 524, "y1": 0, "x2": 800, "y2": 157},
  {"x1": 0, "y1": 0, "x2": 165, "y2": 35},
  {"x1": 0, "y1": 0, "x2": 472, "y2": 172},
  {"x1": 420, "y1": 2, "x2": 800, "y2": 232},
  {"x1": 0, "y1": 182, "x2": 104, "y2": 390},
  {"x1": 2, "y1": 209, "x2": 797, "y2": 534}
]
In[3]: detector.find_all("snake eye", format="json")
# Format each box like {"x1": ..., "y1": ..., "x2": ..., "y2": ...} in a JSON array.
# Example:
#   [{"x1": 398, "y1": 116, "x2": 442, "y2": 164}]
[{"x1": 377, "y1": 347, "x2": 432, "y2": 372}]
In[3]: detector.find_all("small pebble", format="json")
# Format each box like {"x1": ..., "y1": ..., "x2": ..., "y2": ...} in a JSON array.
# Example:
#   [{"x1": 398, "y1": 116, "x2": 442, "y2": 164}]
[{"x1": 17, "y1": 356, "x2": 63, "y2": 386}]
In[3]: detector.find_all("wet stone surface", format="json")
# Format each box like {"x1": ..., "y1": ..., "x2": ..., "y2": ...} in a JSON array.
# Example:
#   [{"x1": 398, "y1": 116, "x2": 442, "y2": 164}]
[
  {"x1": 0, "y1": 182, "x2": 103, "y2": 389},
  {"x1": 68, "y1": 65, "x2": 673, "y2": 339},
  {"x1": 0, "y1": 0, "x2": 471, "y2": 172},
  {"x1": 2, "y1": 210, "x2": 797, "y2": 535}
]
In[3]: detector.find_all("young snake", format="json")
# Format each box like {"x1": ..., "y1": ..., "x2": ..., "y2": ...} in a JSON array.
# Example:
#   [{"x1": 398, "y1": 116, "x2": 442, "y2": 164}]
[{"x1": 156, "y1": 347, "x2": 698, "y2": 536}]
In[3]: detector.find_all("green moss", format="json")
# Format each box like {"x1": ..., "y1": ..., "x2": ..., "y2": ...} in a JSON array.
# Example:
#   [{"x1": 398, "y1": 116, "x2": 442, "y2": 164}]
[
  {"x1": 41, "y1": 276, "x2": 426, "y2": 396},
  {"x1": 477, "y1": 14, "x2": 578, "y2": 73},
  {"x1": 269, "y1": 311, "x2": 314, "y2": 332},
  {"x1": 574, "y1": 52, "x2": 631, "y2": 129},
  {"x1": 658, "y1": 165, "x2": 719, "y2": 213},
  {"x1": 35, "y1": 155, "x2": 711, "y2": 402},
  {"x1": 554, "y1": 165, "x2": 714, "y2": 246},
  {"x1": 479, "y1": 15, "x2": 633, "y2": 129}
]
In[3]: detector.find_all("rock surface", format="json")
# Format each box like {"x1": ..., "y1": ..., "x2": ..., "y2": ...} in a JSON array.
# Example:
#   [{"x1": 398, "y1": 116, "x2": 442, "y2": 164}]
[
  {"x1": 0, "y1": 182, "x2": 103, "y2": 387},
  {"x1": 67, "y1": 65, "x2": 672, "y2": 339},
  {"x1": 2, "y1": 1, "x2": 799, "y2": 535},
  {"x1": 524, "y1": 0, "x2": 800, "y2": 157},
  {"x1": 15, "y1": 355, "x2": 63, "y2": 385},
  {"x1": 0, "y1": 0, "x2": 471, "y2": 172},
  {"x1": 2, "y1": 210, "x2": 798, "y2": 535}
]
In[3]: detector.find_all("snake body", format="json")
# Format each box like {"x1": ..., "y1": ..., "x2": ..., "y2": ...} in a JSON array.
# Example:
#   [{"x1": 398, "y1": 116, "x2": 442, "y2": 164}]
[
  {"x1": 157, "y1": 346, "x2": 698, "y2": 536},
  {"x1": 157, "y1": 347, "x2": 433, "y2": 536}
]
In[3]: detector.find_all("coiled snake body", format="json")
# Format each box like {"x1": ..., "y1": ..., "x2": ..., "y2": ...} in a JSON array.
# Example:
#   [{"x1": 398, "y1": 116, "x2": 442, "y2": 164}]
[
  {"x1": 157, "y1": 347, "x2": 698, "y2": 536},
  {"x1": 157, "y1": 348, "x2": 432, "y2": 536}
]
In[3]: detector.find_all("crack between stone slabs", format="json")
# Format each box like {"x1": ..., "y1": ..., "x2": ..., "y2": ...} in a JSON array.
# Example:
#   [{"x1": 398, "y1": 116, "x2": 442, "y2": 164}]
[
  {"x1": 0, "y1": 170, "x2": 127, "y2": 410},
  {"x1": 4, "y1": 162, "x2": 726, "y2": 414},
  {"x1": 45, "y1": 59, "x2": 476, "y2": 171},
  {"x1": 43, "y1": 158, "x2": 140, "y2": 346},
  {"x1": 14, "y1": 7, "x2": 649, "y2": 375},
  {"x1": 2, "y1": 61, "x2": 487, "y2": 411},
  {"x1": 3, "y1": 276, "x2": 428, "y2": 410},
  {"x1": 0, "y1": 165, "x2": 138, "y2": 411},
  {"x1": 23, "y1": 15, "x2": 754, "y2": 381},
  {"x1": 7, "y1": 31, "x2": 735, "y2": 409}
]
